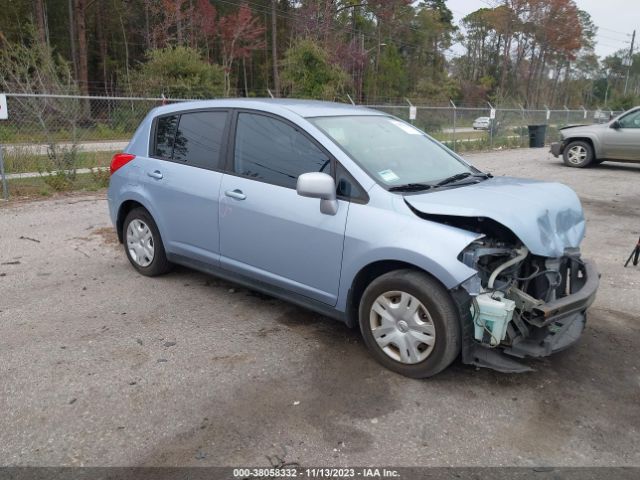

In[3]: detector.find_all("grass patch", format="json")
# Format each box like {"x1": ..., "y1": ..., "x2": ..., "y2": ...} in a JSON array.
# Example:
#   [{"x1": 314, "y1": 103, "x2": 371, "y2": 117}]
[
  {"x1": 3, "y1": 171, "x2": 109, "y2": 198},
  {"x1": 433, "y1": 130, "x2": 488, "y2": 142},
  {"x1": 442, "y1": 134, "x2": 528, "y2": 153},
  {"x1": 2, "y1": 150, "x2": 116, "y2": 174},
  {"x1": 0, "y1": 123, "x2": 132, "y2": 144}
]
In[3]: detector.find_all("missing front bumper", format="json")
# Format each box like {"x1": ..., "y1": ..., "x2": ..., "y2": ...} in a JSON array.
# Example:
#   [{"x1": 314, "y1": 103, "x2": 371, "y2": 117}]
[{"x1": 460, "y1": 259, "x2": 599, "y2": 373}]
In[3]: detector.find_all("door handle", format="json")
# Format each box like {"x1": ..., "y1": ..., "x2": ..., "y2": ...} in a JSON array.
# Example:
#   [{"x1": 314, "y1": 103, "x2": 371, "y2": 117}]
[
  {"x1": 225, "y1": 189, "x2": 246, "y2": 200},
  {"x1": 147, "y1": 170, "x2": 163, "y2": 180}
]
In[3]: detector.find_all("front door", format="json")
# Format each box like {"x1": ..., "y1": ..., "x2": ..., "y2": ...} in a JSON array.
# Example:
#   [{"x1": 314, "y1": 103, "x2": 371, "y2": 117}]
[
  {"x1": 602, "y1": 109, "x2": 640, "y2": 160},
  {"x1": 218, "y1": 112, "x2": 348, "y2": 305}
]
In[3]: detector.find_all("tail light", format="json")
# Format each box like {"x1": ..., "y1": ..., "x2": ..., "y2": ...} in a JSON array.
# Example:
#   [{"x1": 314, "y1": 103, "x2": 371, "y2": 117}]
[{"x1": 110, "y1": 153, "x2": 136, "y2": 175}]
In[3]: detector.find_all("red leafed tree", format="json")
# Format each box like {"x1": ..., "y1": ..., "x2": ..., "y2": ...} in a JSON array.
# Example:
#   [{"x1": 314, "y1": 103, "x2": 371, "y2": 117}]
[
  {"x1": 218, "y1": 3, "x2": 265, "y2": 96},
  {"x1": 193, "y1": 0, "x2": 217, "y2": 59},
  {"x1": 145, "y1": 0, "x2": 194, "y2": 48}
]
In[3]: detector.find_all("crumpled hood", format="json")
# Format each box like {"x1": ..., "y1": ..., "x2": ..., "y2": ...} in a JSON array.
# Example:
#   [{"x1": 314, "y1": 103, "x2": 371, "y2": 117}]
[{"x1": 404, "y1": 176, "x2": 585, "y2": 258}]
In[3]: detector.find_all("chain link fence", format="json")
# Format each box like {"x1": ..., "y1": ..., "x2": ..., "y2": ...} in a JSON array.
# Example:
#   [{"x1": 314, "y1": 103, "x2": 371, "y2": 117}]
[{"x1": 0, "y1": 93, "x2": 622, "y2": 199}]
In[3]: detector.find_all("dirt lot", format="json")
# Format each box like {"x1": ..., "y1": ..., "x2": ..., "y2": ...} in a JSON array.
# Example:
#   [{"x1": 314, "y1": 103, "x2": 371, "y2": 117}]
[{"x1": 1, "y1": 148, "x2": 639, "y2": 467}]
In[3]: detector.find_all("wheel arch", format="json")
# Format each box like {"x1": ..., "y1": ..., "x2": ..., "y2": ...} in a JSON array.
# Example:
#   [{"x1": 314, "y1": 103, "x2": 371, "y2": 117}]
[
  {"x1": 565, "y1": 136, "x2": 599, "y2": 159},
  {"x1": 116, "y1": 198, "x2": 159, "y2": 243},
  {"x1": 345, "y1": 259, "x2": 452, "y2": 328}
]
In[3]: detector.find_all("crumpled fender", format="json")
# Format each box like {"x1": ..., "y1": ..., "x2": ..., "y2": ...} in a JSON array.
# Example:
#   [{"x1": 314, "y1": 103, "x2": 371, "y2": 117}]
[{"x1": 335, "y1": 195, "x2": 482, "y2": 312}]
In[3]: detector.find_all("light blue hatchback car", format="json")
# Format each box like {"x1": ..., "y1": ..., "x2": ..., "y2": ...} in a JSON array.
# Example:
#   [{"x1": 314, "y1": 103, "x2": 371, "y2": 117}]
[{"x1": 108, "y1": 99, "x2": 599, "y2": 377}]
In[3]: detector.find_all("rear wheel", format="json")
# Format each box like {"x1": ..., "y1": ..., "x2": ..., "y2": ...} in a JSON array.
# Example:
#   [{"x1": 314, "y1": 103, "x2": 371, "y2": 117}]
[
  {"x1": 358, "y1": 269, "x2": 461, "y2": 378},
  {"x1": 123, "y1": 208, "x2": 171, "y2": 276},
  {"x1": 563, "y1": 140, "x2": 594, "y2": 168}
]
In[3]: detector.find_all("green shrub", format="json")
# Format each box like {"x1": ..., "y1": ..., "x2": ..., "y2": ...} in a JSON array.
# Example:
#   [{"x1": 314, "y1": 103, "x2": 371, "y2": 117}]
[
  {"x1": 130, "y1": 46, "x2": 224, "y2": 99},
  {"x1": 90, "y1": 167, "x2": 110, "y2": 188}
]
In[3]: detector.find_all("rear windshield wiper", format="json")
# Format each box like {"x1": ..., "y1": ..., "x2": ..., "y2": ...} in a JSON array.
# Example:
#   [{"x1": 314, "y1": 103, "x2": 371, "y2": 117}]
[
  {"x1": 388, "y1": 183, "x2": 433, "y2": 192},
  {"x1": 435, "y1": 171, "x2": 492, "y2": 187}
]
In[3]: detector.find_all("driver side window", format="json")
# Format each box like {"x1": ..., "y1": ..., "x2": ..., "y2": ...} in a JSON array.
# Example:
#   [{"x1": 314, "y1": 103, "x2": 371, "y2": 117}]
[
  {"x1": 618, "y1": 110, "x2": 640, "y2": 129},
  {"x1": 233, "y1": 113, "x2": 331, "y2": 188}
]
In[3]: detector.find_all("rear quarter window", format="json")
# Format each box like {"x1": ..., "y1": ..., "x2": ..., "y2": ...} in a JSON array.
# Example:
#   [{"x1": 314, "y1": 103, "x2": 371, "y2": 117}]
[
  {"x1": 173, "y1": 111, "x2": 227, "y2": 169},
  {"x1": 152, "y1": 111, "x2": 228, "y2": 170},
  {"x1": 154, "y1": 115, "x2": 178, "y2": 159}
]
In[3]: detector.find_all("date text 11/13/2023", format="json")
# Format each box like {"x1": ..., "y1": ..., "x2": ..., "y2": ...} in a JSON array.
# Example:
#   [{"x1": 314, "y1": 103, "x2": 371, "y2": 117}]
[{"x1": 232, "y1": 467, "x2": 400, "y2": 478}]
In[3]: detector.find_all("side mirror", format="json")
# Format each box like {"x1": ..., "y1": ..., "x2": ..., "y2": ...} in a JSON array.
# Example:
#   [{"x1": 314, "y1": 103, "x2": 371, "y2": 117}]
[
  {"x1": 296, "y1": 172, "x2": 338, "y2": 215},
  {"x1": 611, "y1": 120, "x2": 621, "y2": 129}
]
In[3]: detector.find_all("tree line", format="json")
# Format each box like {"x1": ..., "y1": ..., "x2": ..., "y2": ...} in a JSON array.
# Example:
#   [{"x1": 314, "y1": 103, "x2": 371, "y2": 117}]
[{"x1": 0, "y1": 0, "x2": 638, "y2": 108}]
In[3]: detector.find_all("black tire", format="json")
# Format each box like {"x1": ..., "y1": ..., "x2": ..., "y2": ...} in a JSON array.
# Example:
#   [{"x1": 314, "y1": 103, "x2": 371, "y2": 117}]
[
  {"x1": 358, "y1": 269, "x2": 461, "y2": 378},
  {"x1": 122, "y1": 207, "x2": 171, "y2": 276},
  {"x1": 562, "y1": 140, "x2": 594, "y2": 168}
]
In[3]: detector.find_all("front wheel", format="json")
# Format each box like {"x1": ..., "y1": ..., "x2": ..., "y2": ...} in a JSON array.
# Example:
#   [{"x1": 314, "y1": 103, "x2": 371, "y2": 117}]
[
  {"x1": 563, "y1": 140, "x2": 594, "y2": 168},
  {"x1": 123, "y1": 207, "x2": 171, "y2": 276},
  {"x1": 358, "y1": 270, "x2": 461, "y2": 378}
]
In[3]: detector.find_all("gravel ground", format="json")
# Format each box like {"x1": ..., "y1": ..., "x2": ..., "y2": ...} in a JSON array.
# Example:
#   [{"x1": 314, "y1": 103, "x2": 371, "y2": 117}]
[{"x1": 0, "y1": 148, "x2": 639, "y2": 467}]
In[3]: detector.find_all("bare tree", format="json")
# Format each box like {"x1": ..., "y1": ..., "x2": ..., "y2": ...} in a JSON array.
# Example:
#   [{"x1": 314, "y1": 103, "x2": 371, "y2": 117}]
[{"x1": 74, "y1": 0, "x2": 89, "y2": 96}]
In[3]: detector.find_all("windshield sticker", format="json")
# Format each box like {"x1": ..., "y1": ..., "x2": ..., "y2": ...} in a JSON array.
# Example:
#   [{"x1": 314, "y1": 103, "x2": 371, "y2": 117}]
[
  {"x1": 378, "y1": 169, "x2": 400, "y2": 182},
  {"x1": 390, "y1": 120, "x2": 421, "y2": 135}
]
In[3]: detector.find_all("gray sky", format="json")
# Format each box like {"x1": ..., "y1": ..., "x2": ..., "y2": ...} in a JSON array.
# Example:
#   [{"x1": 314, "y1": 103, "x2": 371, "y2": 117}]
[{"x1": 446, "y1": 0, "x2": 638, "y2": 59}]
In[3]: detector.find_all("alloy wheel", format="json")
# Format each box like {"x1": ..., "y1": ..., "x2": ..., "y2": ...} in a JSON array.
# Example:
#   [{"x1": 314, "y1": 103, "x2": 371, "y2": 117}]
[{"x1": 567, "y1": 145, "x2": 587, "y2": 165}]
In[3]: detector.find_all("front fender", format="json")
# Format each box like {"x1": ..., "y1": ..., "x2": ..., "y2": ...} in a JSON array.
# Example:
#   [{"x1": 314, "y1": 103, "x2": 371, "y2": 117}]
[
  {"x1": 335, "y1": 199, "x2": 481, "y2": 312},
  {"x1": 564, "y1": 133, "x2": 602, "y2": 158}
]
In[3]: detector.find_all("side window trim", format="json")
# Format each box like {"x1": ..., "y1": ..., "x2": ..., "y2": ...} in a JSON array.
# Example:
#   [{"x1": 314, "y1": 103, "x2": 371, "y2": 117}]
[
  {"x1": 336, "y1": 161, "x2": 369, "y2": 204},
  {"x1": 148, "y1": 108, "x2": 232, "y2": 172},
  {"x1": 225, "y1": 108, "x2": 336, "y2": 188}
]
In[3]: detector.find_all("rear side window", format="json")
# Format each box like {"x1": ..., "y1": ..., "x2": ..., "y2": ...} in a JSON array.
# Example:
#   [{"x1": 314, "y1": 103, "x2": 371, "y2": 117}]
[
  {"x1": 173, "y1": 111, "x2": 227, "y2": 169},
  {"x1": 154, "y1": 115, "x2": 178, "y2": 159},
  {"x1": 152, "y1": 111, "x2": 228, "y2": 170},
  {"x1": 233, "y1": 113, "x2": 331, "y2": 188}
]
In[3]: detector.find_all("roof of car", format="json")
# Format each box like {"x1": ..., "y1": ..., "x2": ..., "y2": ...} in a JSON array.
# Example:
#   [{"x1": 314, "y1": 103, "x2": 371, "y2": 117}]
[{"x1": 149, "y1": 98, "x2": 384, "y2": 118}]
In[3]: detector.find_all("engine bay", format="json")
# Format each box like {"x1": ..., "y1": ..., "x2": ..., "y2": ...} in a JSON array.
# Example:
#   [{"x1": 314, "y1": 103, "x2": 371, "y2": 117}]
[{"x1": 460, "y1": 236, "x2": 588, "y2": 354}]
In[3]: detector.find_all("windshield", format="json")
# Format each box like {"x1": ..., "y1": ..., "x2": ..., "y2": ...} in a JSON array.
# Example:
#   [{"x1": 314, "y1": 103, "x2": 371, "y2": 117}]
[{"x1": 310, "y1": 115, "x2": 474, "y2": 187}]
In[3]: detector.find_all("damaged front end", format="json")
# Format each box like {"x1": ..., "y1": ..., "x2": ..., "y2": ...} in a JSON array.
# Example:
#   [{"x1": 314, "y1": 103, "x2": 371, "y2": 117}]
[
  {"x1": 458, "y1": 236, "x2": 599, "y2": 373},
  {"x1": 401, "y1": 176, "x2": 599, "y2": 372}
]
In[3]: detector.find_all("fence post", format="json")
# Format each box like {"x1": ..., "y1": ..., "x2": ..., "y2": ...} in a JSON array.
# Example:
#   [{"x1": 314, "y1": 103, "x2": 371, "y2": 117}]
[
  {"x1": 564, "y1": 105, "x2": 570, "y2": 126},
  {"x1": 405, "y1": 98, "x2": 416, "y2": 125},
  {"x1": 487, "y1": 101, "x2": 495, "y2": 148},
  {"x1": 519, "y1": 104, "x2": 526, "y2": 147},
  {"x1": 449, "y1": 99, "x2": 457, "y2": 152},
  {"x1": 0, "y1": 145, "x2": 7, "y2": 201},
  {"x1": 346, "y1": 93, "x2": 356, "y2": 106},
  {"x1": 544, "y1": 104, "x2": 551, "y2": 127}
]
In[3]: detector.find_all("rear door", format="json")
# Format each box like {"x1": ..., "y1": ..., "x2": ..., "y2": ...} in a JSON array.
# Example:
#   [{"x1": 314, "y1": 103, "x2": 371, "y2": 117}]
[
  {"x1": 142, "y1": 109, "x2": 230, "y2": 264},
  {"x1": 218, "y1": 111, "x2": 348, "y2": 305}
]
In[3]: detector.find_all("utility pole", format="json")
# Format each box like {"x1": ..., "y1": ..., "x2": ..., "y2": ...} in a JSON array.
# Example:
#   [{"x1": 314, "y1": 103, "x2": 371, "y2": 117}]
[{"x1": 624, "y1": 30, "x2": 635, "y2": 95}]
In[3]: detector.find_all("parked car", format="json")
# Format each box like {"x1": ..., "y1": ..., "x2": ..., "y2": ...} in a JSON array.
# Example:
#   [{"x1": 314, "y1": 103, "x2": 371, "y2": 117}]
[
  {"x1": 473, "y1": 116, "x2": 490, "y2": 130},
  {"x1": 551, "y1": 106, "x2": 640, "y2": 167},
  {"x1": 593, "y1": 110, "x2": 611, "y2": 123},
  {"x1": 108, "y1": 99, "x2": 598, "y2": 378}
]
